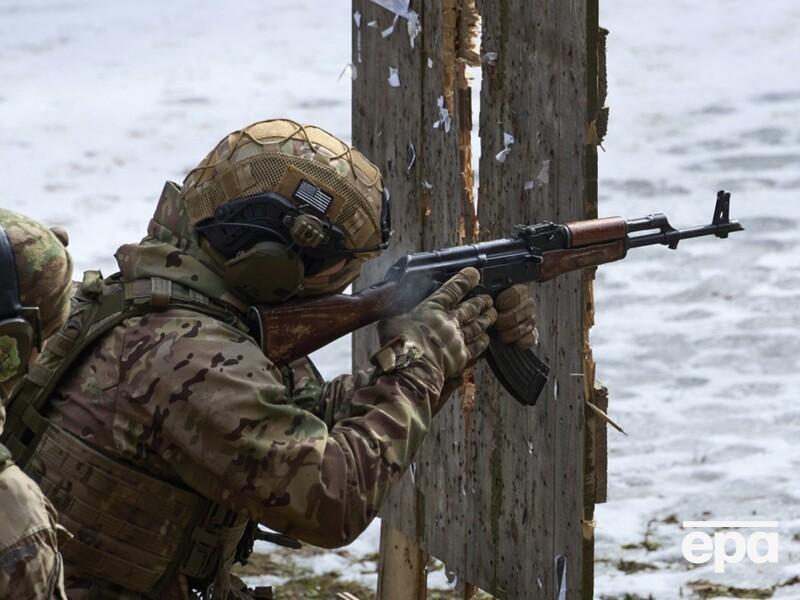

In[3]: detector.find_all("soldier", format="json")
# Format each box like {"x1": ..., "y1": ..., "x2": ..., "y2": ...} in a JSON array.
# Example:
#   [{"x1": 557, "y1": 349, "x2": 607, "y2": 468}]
[
  {"x1": 2, "y1": 120, "x2": 537, "y2": 599},
  {"x1": 0, "y1": 208, "x2": 73, "y2": 599}
]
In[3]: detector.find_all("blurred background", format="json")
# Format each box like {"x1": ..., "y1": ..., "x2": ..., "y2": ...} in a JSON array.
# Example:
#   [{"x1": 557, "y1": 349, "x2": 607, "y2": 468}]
[{"x1": 1, "y1": 0, "x2": 798, "y2": 597}]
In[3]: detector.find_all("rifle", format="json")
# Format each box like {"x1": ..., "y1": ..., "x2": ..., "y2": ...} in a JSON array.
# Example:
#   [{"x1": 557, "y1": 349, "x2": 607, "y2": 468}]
[{"x1": 248, "y1": 191, "x2": 743, "y2": 406}]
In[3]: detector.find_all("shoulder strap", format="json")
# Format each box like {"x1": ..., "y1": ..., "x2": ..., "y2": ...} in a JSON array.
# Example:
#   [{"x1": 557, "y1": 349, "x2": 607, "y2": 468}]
[{"x1": 1, "y1": 272, "x2": 248, "y2": 467}]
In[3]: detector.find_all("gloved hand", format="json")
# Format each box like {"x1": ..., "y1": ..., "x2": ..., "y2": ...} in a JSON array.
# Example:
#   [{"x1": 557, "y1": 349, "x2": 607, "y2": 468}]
[
  {"x1": 494, "y1": 284, "x2": 538, "y2": 349},
  {"x1": 376, "y1": 267, "x2": 497, "y2": 379}
]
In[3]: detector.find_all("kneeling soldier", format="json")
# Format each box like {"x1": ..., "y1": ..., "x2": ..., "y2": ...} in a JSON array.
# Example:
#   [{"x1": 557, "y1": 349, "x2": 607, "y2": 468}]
[{"x1": 3, "y1": 120, "x2": 536, "y2": 599}]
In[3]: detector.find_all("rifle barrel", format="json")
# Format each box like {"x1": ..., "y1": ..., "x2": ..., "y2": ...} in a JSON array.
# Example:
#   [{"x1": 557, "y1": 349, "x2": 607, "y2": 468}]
[
  {"x1": 627, "y1": 221, "x2": 744, "y2": 249},
  {"x1": 625, "y1": 190, "x2": 744, "y2": 250}
]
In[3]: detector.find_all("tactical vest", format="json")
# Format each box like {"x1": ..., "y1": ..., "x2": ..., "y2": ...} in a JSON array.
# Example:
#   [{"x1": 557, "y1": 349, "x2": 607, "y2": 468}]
[{"x1": 1, "y1": 271, "x2": 259, "y2": 599}]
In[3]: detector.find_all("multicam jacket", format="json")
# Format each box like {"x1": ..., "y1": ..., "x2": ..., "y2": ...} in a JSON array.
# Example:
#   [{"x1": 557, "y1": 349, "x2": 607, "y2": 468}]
[
  {"x1": 0, "y1": 208, "x2": 73, "y2": 600},
  {"x1": 43, "y1": 186, "x2": 446, "y2": 598},
  {"x1": 0, "y1": 404, "x2": 69, "y2": 600}
]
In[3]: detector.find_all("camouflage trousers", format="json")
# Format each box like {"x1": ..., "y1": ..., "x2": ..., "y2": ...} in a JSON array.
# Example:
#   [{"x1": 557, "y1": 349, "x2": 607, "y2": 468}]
[{"x1": 0, "y1": 464, "x2": 68, "y2": 599}]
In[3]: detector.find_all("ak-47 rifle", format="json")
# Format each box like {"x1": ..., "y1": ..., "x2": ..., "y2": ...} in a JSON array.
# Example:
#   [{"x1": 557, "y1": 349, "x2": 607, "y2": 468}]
[{"x1": 248, "y1": 191, "x2": 743, "y2": 407}]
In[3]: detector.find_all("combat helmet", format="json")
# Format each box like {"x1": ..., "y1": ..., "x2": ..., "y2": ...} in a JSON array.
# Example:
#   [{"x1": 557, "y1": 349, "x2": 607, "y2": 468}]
[
  {"x1": 0, "y1": 209, "x2": 72, "y2": 383},
  {"x1": 180, "y1": 119, "x2": 391, "y2": 303}
]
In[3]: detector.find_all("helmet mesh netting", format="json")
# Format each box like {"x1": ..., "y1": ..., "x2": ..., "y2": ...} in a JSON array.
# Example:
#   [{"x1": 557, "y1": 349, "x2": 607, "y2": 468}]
[{"x1": 187, "y1": 153, "x2": 379, "y2": 249}]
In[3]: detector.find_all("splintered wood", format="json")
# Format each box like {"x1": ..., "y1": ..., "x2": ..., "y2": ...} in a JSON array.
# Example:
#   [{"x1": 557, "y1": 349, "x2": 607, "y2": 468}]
[{"x1": 352, "y1": 1, "x2": 600, "y2": 597}]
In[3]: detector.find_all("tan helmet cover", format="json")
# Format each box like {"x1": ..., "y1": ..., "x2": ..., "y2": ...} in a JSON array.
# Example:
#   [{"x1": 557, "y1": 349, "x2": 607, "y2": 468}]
[{"x1": 181, "y1": 119, "x2": 386, "y2": 297}]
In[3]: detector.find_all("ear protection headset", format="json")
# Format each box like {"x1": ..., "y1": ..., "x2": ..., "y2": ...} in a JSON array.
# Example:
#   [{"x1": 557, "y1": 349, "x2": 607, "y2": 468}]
[
  {"x1": 0, "y1": 224, "x2": 40, "y2": 381},
  {"x1": 196, "y1": 179, "x2": 392, "y2": 304}
]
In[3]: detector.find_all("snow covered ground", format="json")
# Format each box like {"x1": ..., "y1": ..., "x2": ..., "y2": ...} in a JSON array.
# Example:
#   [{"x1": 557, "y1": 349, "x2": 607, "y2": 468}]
[
  {"x1": 594, "y1": 1, "x2": 800, "y2": 597},
  {"x1": 1, "y1": 0, "x2": 798, "y2": 597}
]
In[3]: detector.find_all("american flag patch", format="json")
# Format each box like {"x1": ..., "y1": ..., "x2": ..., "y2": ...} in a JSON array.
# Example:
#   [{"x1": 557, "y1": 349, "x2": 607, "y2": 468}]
[{"x1": 293, "y1": 180, "x2": 333, "y2": 214}]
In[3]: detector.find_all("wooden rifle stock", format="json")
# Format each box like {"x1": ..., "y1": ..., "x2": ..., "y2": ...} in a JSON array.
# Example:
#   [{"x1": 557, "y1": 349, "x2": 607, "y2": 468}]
[
  {"x1": 537, "y1": 240, "x2": 627, "y2": 281},
  {"x1": 251, "y1": 280, "x2": 414, "y2": 365}
]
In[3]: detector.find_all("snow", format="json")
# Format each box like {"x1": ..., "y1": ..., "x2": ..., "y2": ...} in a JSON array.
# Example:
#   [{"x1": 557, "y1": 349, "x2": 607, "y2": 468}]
[
  {"x1": 0, "y1": 0, "x2": 353, "y2": 277},
  {"x1": 594, "y1": 1, "x2": 800, "y2": 596},
  {"x1": 2, "y1": 0, "x2": 798, "y2": 596}
]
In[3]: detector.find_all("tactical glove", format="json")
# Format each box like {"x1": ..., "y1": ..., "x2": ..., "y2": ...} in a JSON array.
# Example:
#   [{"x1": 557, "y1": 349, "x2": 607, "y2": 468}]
[
  {"x1": 375, "y1": 267, "x2": 497, "y2": 380},
  {"x1": 494, "y1": 284, "x2": 538, "y2": 349}
]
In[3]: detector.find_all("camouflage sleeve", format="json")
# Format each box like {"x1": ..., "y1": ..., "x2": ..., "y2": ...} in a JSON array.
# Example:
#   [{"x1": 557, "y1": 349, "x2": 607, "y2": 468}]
[
  {"x1": 288, "y1": 363, "x2": 425, "y2": 429},
  {"x1": 280, "y1": 359, "x2": 371, "y2": 426},
  {"x1": 114, "y1": 311, "x2": 444, "y2": 548},
  {"x1": 282, "y1": 362, "x2": 326, "y2": 418},
  {"x1": 315, "y1": 371, "x2": 373, "y2": 428},
  {"x1": 0, "y1": 466, "x2": 68, "y2": 600},
  {"x1": 282, "y1": 358, "x2": 419, "y2": 431}
]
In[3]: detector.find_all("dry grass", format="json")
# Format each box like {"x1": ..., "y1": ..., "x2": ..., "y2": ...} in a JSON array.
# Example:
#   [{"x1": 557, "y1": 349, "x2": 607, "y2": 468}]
[{"x1": 233, "y1": 550, "x2": 496, "y2": 600}]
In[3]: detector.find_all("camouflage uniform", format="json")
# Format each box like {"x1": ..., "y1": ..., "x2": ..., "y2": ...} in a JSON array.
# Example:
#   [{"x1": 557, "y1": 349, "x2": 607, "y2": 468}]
[
  {"x1": 42, "y1": 150, "x2": 452, "y2": 597},
  {"x1": 0, "y1": 407, "x2": 69, "y2": 600},
  {"x1": 0, "y1": 208, "x2": 72, "y2": 600},
  {"x1": 10, "y1": 120, "x2": 529, "y2": 599}
]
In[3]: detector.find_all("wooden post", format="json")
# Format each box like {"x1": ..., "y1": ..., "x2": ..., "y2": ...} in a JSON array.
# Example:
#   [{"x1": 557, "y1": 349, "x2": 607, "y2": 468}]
[
  {"x1": 351, "y1": 0, "x2": 478, "y2": 593},
  {"x1": 376, "y1": 525, "x2": 428, "y2": 600},
  {"x1": 352, "y1": 1, "x2": 601, "y2": 597}
]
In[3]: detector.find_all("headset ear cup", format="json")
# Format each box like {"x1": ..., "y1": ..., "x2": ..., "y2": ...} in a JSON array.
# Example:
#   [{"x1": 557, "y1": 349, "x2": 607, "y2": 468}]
[
  {"x1": 0, "y1": 318, "x2": 35, "y2": 383},
  {"x1": 223, "y1": 241, "x2": 305, "y2": 304}
]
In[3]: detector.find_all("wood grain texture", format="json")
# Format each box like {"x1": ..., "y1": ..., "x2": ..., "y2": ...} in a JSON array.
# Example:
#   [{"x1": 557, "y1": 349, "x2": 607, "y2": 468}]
[
  {"x1": 581, "y1": 2, "x2": 602, "y2": 596},
  {"x1": 471, "y1": 1, "x2": 589, "y2": 596},
  {"x1": 351, "y1": 2, "x2": 476, "y2": 587},
  {"x1": 352, "y1": 1, "x2": 594, "y2": 597},
  {"x1": 566, "y1": 217, "x2": 626, "y2": 247},
  {"x1": 376, "y1": 525, "x2": 429, "y2": 600},
  {"x1": 537, "y1": 241, "x2": 625, "y2": 282}
]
